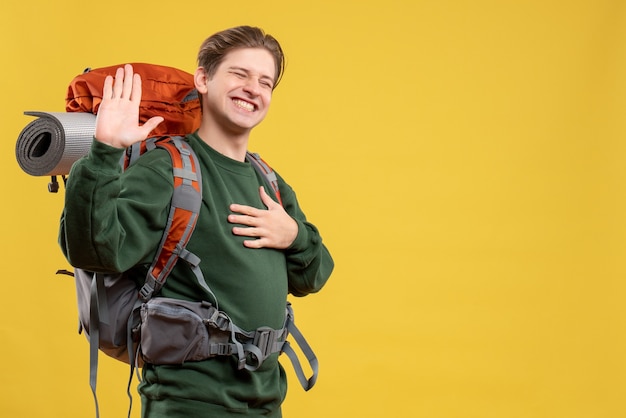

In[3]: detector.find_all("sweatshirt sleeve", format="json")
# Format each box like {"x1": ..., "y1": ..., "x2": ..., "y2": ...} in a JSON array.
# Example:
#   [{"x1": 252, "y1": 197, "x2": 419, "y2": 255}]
[
  {"x1": 58, "y1": 139, "x2": 172, "y2": 273},
  {"x1": 277, "y1": 174, "x2": 335, "y2": 297}
]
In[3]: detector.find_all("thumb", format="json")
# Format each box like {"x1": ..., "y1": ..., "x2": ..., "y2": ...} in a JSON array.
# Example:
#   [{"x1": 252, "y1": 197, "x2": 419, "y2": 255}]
[
  {"x1": 141, "y1": 116, "x2": 165, "y2": 136},
  {"x1": 259, "y1": 186, "x2": 278, "y2": 208}
]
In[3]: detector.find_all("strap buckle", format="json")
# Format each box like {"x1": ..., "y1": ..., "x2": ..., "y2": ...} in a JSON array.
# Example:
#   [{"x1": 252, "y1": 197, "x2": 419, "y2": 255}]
[
  {"x1": 138, "y1": 283, "x2": 154, "y2": 302},
  {"x1": 253, "y1": 327, "x2": 280, "y2": 359},
  {"x1": 204, "y1": 307, "x2": 230, "y2": 331}
]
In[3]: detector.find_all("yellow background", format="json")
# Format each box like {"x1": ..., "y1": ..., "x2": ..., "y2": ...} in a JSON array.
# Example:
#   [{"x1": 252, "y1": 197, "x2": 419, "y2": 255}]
[{"x1": 1, "y1": 0, "x2": 625, "y2": 417}]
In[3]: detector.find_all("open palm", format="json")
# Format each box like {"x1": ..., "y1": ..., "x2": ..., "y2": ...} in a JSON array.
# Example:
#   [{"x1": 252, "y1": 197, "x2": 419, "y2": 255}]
[{"x1": 94, "y1": 64, "x2": 163, "y2": 149}]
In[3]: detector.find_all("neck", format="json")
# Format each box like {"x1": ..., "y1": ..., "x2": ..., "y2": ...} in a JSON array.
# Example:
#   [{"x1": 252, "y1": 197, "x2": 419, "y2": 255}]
[{"x1": 196, "y1": 123, "x2": 250, "y2": 162}]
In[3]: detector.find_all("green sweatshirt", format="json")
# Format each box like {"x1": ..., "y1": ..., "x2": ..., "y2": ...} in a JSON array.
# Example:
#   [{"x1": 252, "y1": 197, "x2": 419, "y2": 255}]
[{"x1": 59, "y1": 133, "x2": 334, "y2": 417}]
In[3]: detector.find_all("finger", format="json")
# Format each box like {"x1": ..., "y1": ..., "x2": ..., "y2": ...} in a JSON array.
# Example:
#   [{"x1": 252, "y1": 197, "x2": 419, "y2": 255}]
[
  {"x1": 228, "y1": 214, "x2": 257, "y2": 226},
  {"x1": 258, "y1": 186, "x2": 278, "y2": 208},
  {"x1": 102, "y1": 75, "x2": 113, "y2": 100},
  {"x1": 122, "y1": 64, "x2": 134, "y2": 99},
  {"x1": 130, "y1": 72, "x2": 142, "y2": 103},
  {"x1": 243, "y1": 238, "x2": 265, "y2": 249},
  {"x1": 232, "y1": 226, "x2": 261, "y2": 237},
  {"x1": 112, "y1": 67, "x2": 124, "y2": 98},
  {"x1": 230, "y1": 203, "x2": 259, "y2": 216}
]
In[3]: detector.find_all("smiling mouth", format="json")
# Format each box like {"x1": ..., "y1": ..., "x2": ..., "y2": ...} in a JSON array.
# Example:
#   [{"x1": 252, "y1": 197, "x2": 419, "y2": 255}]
[{"x1": 233, "y1": 99, "x2": 255, "y2": 112}]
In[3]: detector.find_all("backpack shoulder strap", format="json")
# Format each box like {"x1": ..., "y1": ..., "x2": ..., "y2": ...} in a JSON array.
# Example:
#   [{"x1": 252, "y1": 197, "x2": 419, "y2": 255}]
[
  {"x1": 122, "y1": 137, "x2": 156, "y2": 169},
  {"x1": 246, "y1": 151, "x2": 282, "y2": 206},
  {"x1": 137, "y1": 136, "x2": 203, "y2": 301}
]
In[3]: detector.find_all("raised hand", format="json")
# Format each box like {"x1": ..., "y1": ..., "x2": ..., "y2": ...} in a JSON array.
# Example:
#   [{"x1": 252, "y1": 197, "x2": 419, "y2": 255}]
[
  {"x1": 228, "y1": 186, "x2": 298, "y2": 249},
  {"x1": 94, "y1": 64, "x2": 164, "y2": 149}
]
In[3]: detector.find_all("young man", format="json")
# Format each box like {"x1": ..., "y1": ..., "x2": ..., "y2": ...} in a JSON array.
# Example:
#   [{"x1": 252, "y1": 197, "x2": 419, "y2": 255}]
[{"x1": 59, "y1": 26, "x2": 334, "y2": 417}]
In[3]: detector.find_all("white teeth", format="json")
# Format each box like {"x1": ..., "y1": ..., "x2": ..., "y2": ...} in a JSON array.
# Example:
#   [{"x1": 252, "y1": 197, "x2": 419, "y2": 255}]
[{"x1": 233, "y1": 99, "x2": 254, "y2": 112}]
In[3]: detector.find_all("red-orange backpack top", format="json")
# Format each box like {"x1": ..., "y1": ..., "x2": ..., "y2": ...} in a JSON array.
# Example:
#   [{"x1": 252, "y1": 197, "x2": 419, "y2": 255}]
[{"x1": 66, "y1": 63, "x2": 201, "y2": 137}]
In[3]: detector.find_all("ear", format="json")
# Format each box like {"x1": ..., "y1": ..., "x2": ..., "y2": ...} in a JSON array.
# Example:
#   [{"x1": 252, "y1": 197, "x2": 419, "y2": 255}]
[{"x1": 194, "y1": 67, "x2": 209, "y2": 94}]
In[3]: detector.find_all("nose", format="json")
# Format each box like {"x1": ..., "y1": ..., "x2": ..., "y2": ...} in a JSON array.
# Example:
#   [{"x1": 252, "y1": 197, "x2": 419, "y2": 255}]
[{"x1": 242, "y1": 77, "x2": 261, "y2": 96}]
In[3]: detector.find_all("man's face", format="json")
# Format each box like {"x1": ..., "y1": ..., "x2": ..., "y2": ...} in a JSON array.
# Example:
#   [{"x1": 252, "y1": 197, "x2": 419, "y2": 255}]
[{"x1": 203, "y1": 48, "x2": 277, "y2": 135}]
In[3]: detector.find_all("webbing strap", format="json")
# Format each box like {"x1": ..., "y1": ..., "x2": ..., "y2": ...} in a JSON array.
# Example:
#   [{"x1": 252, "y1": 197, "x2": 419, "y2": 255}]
[
  {"x1": 125, "y1": 299, "x2": 142, "y2": 418},
  {"x1": 246, "y1": 151, "x2": 283, "y2": 206},
  {"x1": 88, "y1": 274, "x2": 101, "y2": 418},
  {"x1": 281, "y1": 305, "x2": 319, "y2": 391},
  {"x1": 187, "y1": 262, "x2": 219, "y2": 311},
  {"x1": 172, "y1": 167, "x2": 197, "y2": 181}
]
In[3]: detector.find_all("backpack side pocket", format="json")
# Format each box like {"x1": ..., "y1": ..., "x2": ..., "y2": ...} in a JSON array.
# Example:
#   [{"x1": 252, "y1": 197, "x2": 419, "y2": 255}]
[{"x1": 140, "y1": 297, "x2": 230, "y2": 364}]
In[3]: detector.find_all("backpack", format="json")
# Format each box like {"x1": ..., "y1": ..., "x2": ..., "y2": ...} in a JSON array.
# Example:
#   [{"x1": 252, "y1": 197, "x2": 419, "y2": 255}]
[
  {"x1": 52, "y1": 64, "x2": 316, "y2": 416},
  {"x1": 66, "y1": 63, "x2": 202, "y2": 137}
]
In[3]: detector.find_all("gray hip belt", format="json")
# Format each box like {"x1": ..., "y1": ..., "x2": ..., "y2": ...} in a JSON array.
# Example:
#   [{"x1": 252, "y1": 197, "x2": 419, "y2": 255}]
[{"x1": 139, "y1": 297, "x2": 318, "y2": 390}]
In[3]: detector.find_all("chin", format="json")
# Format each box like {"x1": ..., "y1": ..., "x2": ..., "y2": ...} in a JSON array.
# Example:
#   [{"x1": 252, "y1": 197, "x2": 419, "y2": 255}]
[{"x1": 232, "y1": 116, "x2": 265, "y2": 130}]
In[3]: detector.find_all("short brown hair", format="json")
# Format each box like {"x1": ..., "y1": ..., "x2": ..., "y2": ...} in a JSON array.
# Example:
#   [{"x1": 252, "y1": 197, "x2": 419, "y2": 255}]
[{"x1": 197, "y1": 26, "x2": 285, "y2": 89}]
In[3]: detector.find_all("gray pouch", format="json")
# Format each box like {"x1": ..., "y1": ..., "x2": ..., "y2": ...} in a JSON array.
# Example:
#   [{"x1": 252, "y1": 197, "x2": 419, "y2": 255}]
[{"x1": 140, "y1": 297, "x2": 231, "y2": 365}]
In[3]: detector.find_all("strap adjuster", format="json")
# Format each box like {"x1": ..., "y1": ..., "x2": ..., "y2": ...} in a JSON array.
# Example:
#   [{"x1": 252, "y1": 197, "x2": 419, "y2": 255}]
[
  {"x1": 209, "y1": 344, "x2": 232, "y2": 356},
  {"x1": 138, "y1": 283, "x2": 154, "y2": 302},
  {"x1": 204, "y1": 308, "x2": 230, "y2": 331},
  {"x1": 253, "y1": 328, "x2": 276, "y2": 359}
]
